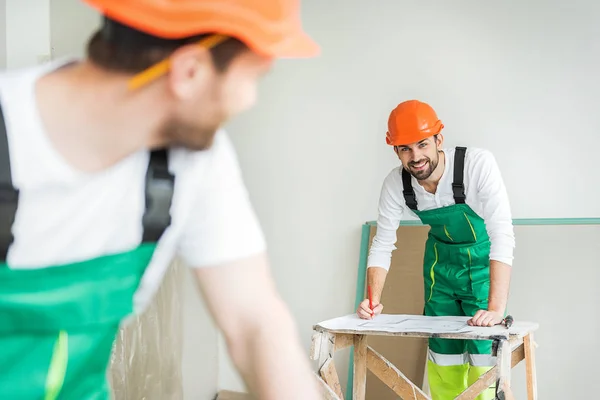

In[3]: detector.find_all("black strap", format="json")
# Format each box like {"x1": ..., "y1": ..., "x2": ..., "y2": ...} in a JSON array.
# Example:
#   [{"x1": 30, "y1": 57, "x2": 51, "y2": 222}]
[
  {"x1": 401, "y1": 146, "x2": 467, "y2": 210},
  {"x1": 452, "y1": 146, "x2": 467, "y2": 204},
  {"x1": 142, "y1": 149, "x2": 175, "y2": 243},
  {"x1": 0, "y1": 104, "x2": 19, "y2": 261},
  {"x1": 401, "y1": 168, "x2": 418, "y2": 211},
  {"x1": 0, "y1": 102, "x2": 173, "y2": 260}
]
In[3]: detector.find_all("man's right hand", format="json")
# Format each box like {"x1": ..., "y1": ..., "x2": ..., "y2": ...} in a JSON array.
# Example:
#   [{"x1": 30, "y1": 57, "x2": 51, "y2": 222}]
[{"x1": 356, "y1": 298, "x2": 383, "y2": 319}]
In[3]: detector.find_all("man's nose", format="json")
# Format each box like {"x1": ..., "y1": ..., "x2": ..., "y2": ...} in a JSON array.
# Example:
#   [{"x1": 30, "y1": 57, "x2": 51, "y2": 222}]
[{"x1": 410, "y1": 149, "x2": 424, "y2": 162}]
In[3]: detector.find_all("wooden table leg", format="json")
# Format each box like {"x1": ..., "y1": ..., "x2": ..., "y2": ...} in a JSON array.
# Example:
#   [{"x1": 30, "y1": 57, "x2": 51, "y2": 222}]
[
  {"x1": 524, "y1": 333, "x2": 538, "y2": 400},
  {"x1": 496, "y1": 339, "x2": 512, "y2": 399},
  {"x1": 353, "y1": 335, "x2": 367, "y2": 400},
  {"x1": 366, "y1": 346, "x2": 430, "y2": 399},
  {"x1": 310, "y1": 331, "x2": 344, "y2": 399},
  {"x1": 315, "y1": 372, "x2": 343, "y2": 400}
]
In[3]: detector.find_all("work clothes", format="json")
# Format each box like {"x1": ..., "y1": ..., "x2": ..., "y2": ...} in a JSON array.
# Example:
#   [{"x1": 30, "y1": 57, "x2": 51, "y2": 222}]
[{"x1": 0, "y1": 60, "x2": 266, "y2": 399}]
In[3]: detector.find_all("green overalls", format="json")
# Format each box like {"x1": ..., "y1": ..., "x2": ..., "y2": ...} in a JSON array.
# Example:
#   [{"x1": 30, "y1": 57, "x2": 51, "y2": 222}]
[
  {"x1": 0, "y1": 106, "x2": 175, "y2": 399},
  {"x1": 401, "y1": 147, "x2": 495, "y2": 400}
]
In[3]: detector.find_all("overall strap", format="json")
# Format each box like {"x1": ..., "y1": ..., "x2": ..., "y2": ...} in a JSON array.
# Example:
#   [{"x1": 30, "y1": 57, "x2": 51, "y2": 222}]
[
  {"x1": 452, "y1": 146, "x2": 467, "y2": 204},
  {"x1": 401, "y1": 168, "x2": 418, "y2": 211},
  {"x1": 141, "y1": 149, "x2": 175, "y2": 243},
  {"x1": 0, "y1": 104, "x2": 19, "y2": 262}
]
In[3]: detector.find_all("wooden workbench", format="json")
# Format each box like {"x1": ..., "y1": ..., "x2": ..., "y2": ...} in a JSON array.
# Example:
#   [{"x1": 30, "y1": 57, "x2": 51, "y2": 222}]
[{"x1": 310, "y1": 314, "x2": 539, "y2": 400}]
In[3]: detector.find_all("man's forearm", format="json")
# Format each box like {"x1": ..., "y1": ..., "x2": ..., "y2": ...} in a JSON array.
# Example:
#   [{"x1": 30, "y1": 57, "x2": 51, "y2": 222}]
[
  {"x1": 367, "y1": 266, "x2": 388, "y2": 304},
  {"x1": 227, "y1": 301, "x2": 320, "y2": 399},
  {"x1": 487, "y1": 260, "x2": 512, "y2": 314}
]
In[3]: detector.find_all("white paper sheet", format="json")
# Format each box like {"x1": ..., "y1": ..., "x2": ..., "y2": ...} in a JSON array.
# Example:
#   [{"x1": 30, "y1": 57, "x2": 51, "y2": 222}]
[{"x1": 317, "y1": 314, "x2": 474, "y2": 334}]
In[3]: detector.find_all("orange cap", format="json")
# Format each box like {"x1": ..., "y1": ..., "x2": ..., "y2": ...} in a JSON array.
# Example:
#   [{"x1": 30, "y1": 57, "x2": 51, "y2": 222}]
[
  {"x1": 386, "y1": 100, "x2": 444, "y2": 146},
  {"x1": 82, "y1": 0, "x2": 320, "y2": 58}
]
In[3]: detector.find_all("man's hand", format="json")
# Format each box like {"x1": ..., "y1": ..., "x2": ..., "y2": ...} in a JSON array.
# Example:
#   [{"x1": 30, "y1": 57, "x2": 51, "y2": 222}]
[
  {"x1": 193, "y1": 253, "x2": 320, "y2": 399},
  {"x1": 356, "y1": 298, "x2": 383, "y2": 319},
  {"x1": 468, "y1": 309, "x2": 504, "y2": 327},
  {"x1": 358, "y1": 266, "x2": 388, "y2": 320}
]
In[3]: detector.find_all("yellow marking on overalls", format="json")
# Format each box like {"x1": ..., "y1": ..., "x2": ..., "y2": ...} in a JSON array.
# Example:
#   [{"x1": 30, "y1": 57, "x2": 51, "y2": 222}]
[
  {"x1": 463, "y1": 213, "x2": 477, "y2": 241},
  {"x1": 428, "y1": 243, "x2": 439, "y2": 302},
  {"x1": 467, "y1": 248, "x2": 473, "y2": 280},
  {"x1": 45, "y1": 330, "x2": 68, "y2": 400},
  {"x1": 444, "y1": 225, "x2": 454, "y2": 241}
]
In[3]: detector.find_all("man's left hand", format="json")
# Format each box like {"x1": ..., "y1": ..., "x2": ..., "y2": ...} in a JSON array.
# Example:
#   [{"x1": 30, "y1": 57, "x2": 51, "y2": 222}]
[{"x1": 468, "y1": 310, "x2": 504, "y2": 327}]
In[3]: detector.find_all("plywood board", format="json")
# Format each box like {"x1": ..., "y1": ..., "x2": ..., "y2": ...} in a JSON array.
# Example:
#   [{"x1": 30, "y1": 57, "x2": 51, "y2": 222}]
[
  {"x1": 109, "y1": 263, "x2": 184, "y2": 399},
  {"x1": 364, "y1": 224, "x2": 430, "y2": 400}
]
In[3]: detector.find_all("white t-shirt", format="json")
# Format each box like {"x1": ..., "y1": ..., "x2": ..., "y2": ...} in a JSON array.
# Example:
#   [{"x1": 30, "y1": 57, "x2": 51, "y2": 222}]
[
  {"x1": 0, "y1": 60, "x2": 266, "y2": 312},
  {"x1": 368, "y1": 147, "x2": 515, "y2": 270}
]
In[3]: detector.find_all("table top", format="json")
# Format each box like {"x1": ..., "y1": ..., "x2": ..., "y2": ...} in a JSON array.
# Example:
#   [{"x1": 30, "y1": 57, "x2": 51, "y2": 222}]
[{"x1": 314, "y1": 314, "x2": 539, "y2": 340}]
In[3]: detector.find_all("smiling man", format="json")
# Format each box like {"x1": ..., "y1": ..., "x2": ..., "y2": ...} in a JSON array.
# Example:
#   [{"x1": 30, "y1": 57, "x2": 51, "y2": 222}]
[{"x1": 356, "y1": 100, "x2": 515, "y2": 400}]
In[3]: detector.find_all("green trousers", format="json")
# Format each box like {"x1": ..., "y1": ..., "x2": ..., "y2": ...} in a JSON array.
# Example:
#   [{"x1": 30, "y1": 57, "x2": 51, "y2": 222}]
[{"x1": 414, "y1": 203, "x2": 496, "y2": 400}]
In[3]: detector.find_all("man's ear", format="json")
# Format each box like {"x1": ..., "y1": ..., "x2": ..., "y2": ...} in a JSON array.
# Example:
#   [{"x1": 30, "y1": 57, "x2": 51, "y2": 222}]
[
  {"x1": 435, "y1": 133, "x2": 444, "y2": 149},
  {"x1": 168, "y1": 44, "x2": 214, "y2": 100}
]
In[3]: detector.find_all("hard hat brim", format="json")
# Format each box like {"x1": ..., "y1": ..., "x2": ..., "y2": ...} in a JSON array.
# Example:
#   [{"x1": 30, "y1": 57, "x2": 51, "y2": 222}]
[{"x1": 84, "y1": 0, "x2": 320, "y2": 58}]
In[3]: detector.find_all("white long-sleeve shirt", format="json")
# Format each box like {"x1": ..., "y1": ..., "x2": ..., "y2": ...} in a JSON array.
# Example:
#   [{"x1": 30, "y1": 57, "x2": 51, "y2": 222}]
[{"x1": 368, "y1": 147, "x2": 515, "y2": 270}]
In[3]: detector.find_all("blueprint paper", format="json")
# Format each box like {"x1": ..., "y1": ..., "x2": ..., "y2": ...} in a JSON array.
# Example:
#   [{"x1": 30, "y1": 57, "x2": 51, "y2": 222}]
[{"x1": 317, "y1": 314, "x2": 473, "y2": 334}]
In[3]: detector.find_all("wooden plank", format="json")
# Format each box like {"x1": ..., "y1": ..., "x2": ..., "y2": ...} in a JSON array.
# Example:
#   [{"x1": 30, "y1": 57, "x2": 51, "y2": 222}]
[
  {"x1": 501, "y1": 381, "x2": 517, "y2": 400},
  {"x1": 311, "y1": 330, "x2": 345, "y2": 399},
  {"x1": 334, "y1": 333, "x2": 354, "y2": 350},
  {"x1": 309, "y1": 332, "x2": 322, "y2": 361},
  {"x1": 509, "y1": 335, "x2": 523, "y2": 348},
  {"x1": 455, "y1": 367, "x2": 497, "y2": 400},
  {"x1": 316, "y1": 332, "x2": 336, "y2": 370},
  {"x1": 320, "y1": 358, "x2": 344, "y2": 399},
  {"x1": 314, "y1": 315, "x2": 539, "y2": 341},
  {"x1": 315, "y1": 372, "x2": 343, "y2": 400},
  {"x1": 524, "y1": 333, "x2": 538, "y2": 400},
  {"x1": 496, "y1": 339, "x2": 512, "y2": 396},
  {"x1": 511, "y1": 343, "x2": 525, "y2": 366},
  {"x1": 353, "y1": 335, "x2": 367, "y2": 400},
  {"x1": 456, "y1": 343, "x2": 525, "y2": 400},
  {"x1": 366, "y1": 346, "x2": 430, "y2": 400}
]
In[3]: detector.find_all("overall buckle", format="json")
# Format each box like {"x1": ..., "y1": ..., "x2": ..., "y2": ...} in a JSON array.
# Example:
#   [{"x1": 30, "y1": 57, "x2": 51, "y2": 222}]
[{"x1": 452, "y1": 183, "x2": 465, "y2": 203}]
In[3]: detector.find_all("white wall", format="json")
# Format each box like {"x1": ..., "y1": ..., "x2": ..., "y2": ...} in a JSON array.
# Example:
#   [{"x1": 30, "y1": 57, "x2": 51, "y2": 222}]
[
  {"x1": 49, "y1": 0, "x2": 100, "y2": 59},
  {"x1": 5, "y1": 0, "x2": 50, "y2": 68},
  {"x1": 221, "y1": 0, "x2": 600, "y2": 396},
  {"x1": 181, "y1": 267, "x2": 219, "y2": 399},
  {"x1": 507, "y1": 225, "x2": 600, "y2": 399},
  {"x1": 0, "y1": 1, "x2": 6, "y2": 68}
]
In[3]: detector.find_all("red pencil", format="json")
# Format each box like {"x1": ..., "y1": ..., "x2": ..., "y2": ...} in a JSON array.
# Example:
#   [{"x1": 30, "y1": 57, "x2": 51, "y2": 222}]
[{"x1": 367, "y1": 285, "x2": 373, "y2": 316}]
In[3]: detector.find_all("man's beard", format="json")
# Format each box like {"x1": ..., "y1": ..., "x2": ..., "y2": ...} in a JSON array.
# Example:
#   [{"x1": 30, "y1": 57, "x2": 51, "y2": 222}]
[
  {"x1": 159, "y1": 118, "x2": 221, "y2": 151},
  {"x1": 406, "y1": 154, "x2": 439, "y2": 180}
]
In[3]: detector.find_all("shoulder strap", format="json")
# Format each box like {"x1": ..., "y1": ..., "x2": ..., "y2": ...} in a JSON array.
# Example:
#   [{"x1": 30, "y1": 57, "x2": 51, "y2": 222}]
[
  {"x1": 452, "y1": 146, "x2": 467, "y2": 204},
  {"x1": 0, "y1": 103, "x2": 174, "y2": 260},
  {"x1": 401, "y1": 168, "x2": 418, "y2": 211},
  {"x1": 0, "y1": 104, "x2": 19, "y2": 262},
  {"x1": 141, "y1": 149, "x2": 175, "y2": 243}
]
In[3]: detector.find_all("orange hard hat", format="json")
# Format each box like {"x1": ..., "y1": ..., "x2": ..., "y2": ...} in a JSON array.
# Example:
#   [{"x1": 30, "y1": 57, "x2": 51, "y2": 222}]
[
  {"x1": 82, "y1": 0, "x2": 319, "y2": 58},
  {"x1": 386, "y1": 100, "x2": 444, "y2": 146}
]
